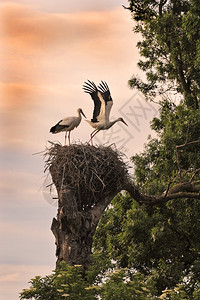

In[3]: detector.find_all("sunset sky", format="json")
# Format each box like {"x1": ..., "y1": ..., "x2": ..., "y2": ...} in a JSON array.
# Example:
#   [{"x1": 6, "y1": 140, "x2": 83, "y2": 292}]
[{"x1": 0, "y1": 1, "x2": 159, "y2": 299}]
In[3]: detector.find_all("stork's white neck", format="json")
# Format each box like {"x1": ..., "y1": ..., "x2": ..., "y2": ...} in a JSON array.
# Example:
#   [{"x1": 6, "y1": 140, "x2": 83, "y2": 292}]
[{"x1": 77, "y1": 109, "x2": 82, "y2": 118}]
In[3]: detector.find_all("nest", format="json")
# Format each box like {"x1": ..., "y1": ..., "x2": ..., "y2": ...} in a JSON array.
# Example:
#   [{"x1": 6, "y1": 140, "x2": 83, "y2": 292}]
[{"x1": 44, "y1": 142, "x2": 129, "y2": 209}]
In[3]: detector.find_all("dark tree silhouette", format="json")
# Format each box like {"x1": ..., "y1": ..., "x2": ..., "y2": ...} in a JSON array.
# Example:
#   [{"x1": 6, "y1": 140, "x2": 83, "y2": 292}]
[
  {"x1": 45, "y1": 142, "x2": 200, "y2": 270},
  {"x1": 45, "y1": 143, "x2": 128, "y2": 269}
]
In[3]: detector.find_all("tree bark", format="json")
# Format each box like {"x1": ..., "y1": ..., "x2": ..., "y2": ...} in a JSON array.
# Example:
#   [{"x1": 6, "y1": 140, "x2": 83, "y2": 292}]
[{"x1": 51, "y1": 185, "x2": 118, "y2": 270}]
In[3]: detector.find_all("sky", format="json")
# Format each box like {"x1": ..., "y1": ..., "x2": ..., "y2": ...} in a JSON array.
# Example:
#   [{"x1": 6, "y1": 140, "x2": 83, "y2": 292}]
[{"x1": 0, "y1": 1, "x2": 159, "y2": 299}]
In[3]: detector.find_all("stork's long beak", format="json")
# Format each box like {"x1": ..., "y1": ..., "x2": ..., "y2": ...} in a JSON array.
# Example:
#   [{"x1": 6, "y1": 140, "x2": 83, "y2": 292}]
[
  {"x1": 81, "y1": 110, "x2": 87, "y2": 118},
  {"x1": 122, "y1": 119, "x2": 128, "y2": 126}
]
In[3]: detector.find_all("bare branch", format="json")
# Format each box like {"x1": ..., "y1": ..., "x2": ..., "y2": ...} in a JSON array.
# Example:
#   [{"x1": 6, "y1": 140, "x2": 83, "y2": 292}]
[
  {"x1": 176, "y1": 136, "x2": 200, "y2": 176},
  {"x1": 124, "y1": 181, "x2": 200, "y2": 205},
  {"x1": 190, "y1": 169, "x2": 200, "y2": 183},
  {"x1": 177, "y1": 139, "x2": 200, "y2": 149},
  {"x1": 159, "y1": 0, "x2": 167, "y2": 16}
]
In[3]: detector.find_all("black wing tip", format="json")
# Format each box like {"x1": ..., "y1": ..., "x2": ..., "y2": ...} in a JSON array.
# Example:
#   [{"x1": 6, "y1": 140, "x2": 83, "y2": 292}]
[
  {"x1": 82, "y1": 80, "x2": 98, "y2": 94},
  {"x1": 98, "y1": 80, "x2": 110, "y2": 93}
]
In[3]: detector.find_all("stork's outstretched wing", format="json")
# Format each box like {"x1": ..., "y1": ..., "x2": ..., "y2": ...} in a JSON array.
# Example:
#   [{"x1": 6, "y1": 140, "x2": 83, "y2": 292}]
[
  {"x1": 98, "y1": 81, "x2": 113, "y2": 122},
  {"x1": 83, "y1": 80, "x2": 113, "y2": 123},
  {"x1": 83, "y1": 80, "x2": 101, "y2": 122}
]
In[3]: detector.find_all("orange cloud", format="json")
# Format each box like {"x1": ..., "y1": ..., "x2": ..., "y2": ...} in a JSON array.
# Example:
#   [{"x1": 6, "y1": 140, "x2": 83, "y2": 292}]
[
  {"x1": 1, "y1": 3, "x2": 134, "y2": 54},
  {"x1": 1, "y1": 82, "x2": 39, "y2": 109},
  {"x1": 1, "y1": 3, "x2": 58, "y2": 52},
  {"x1": 0, "y1": 3, "x2": 138, "y2": 148},
  {"x1": 1, "y1": 3, "x2": 136, "y2": 104}
]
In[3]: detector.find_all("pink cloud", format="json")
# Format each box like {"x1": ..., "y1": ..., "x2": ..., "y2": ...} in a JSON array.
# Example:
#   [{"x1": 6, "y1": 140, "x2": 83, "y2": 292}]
[
  {"x1": 1, "y1": 3, "x2": 135, "y2": 55},
  {"x1": 0, "y1": 3, "x2": 139, "y2": 149}
]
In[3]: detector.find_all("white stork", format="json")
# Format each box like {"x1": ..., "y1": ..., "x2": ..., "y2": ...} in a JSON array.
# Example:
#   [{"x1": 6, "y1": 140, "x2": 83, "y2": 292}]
[
  {"x1": 50, "y1": 108, "x2": 86, "y2": 145},
  {"x1": 83, "y1": 80, "x2": 128, "y2": 145}
]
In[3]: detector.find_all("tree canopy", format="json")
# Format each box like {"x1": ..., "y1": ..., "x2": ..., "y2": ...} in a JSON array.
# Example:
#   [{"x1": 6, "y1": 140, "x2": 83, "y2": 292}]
[{"x1": 125, "y1": 0, "x2": 200, "y2": 108}]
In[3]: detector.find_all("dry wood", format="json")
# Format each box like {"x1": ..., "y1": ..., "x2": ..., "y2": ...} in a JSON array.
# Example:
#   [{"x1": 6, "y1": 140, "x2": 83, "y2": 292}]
[{"x1": 44, "y1": 142, "x2": 129, "y2": 210}]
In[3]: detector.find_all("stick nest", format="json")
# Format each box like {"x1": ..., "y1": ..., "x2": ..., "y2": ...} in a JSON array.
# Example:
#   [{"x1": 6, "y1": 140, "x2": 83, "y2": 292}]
[{"x1": 44, "y1": 142, "x2": 129, "y2": 209}]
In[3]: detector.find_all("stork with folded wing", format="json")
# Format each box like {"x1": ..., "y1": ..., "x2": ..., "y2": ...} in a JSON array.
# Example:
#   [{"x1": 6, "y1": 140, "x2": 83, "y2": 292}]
[{"x1": 50, "y1": 108, "x2": 86, "y2": 145}]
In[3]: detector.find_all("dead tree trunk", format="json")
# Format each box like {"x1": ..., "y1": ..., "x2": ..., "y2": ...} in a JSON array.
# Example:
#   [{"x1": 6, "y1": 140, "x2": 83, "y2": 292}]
[
  {"x1": 46, "y1": 143, "x2": 128, "y2": 270},
  {"x1": 51, "y1": 187, "x2": 116, "y2": 269}
]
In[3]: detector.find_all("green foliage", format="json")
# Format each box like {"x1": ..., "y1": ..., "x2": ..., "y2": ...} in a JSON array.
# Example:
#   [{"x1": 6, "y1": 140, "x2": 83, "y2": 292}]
[
  {"x1": 93, "y1": 191, "x2": 200, "y2": 294},
  {"x1": 93, "y1": 100, "x2": 200, "y2": 296},
  {"x1": 19, "y1": 260, "x2": 200, "y2": 299},
  {"x1": 20, "y1": 261, "x2": 158, "y2": 299},
  {"x1": 20, "y1": 262, "x2": 97, "y2": 300},
  {"x1": 127, "y1": 0, "x2": 200, "y2": 108},
  {"x1": 133, "y1": 102, "x2": 200, "y2": 194},
  {"x1": 99, "y1": 269, "x2": 156, "y2": 299},
  {"x1": 159, "y1": 279, "x2": 200, "y2": 299}
]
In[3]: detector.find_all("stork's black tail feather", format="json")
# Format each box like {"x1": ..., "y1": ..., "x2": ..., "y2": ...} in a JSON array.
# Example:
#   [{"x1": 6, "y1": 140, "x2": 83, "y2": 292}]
[
  {"x1": 50, "y1": 125, "x2": 56, "y2": 133},
  {"x1": 50, "y1": 119, "x2": 63, "y2": 133}
]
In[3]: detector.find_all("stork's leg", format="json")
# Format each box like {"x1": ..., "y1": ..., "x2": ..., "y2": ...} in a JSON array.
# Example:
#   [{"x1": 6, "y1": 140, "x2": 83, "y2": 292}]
[
  {"x1": 88, "y1": 130, "x2": 97, "y2": 146},
  {"x1": 90, "y1": 133, "x2": 94, "y2": 146},
  {"x1": 88, "y1": 129, "x2": 99, "y2": 146},
  {"x1": 64, "y1": 132, "x2": 67, "y2": 146},
  {"x1": 68, "y1": 131, "x2": 71, "y2": 145},
  {"x1": 88, "y1": 130, "x2": 96, "y2": 146}
]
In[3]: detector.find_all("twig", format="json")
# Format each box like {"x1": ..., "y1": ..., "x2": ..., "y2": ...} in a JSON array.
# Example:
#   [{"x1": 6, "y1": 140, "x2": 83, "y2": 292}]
[
  {"x1": 163, "y1": 181, "x2": 173, "y2": 197},
  {"x1": 176, "y1": 139, "x2": 200, "y2": 149},
  {"x1": 190, "y1": 168, "x2": 200, "y2": 183}
]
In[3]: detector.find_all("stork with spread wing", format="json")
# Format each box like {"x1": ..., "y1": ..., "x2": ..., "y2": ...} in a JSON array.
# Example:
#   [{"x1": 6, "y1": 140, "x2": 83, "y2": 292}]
[{"x1": 83, "y1": 80, "x2": 128, "y2": 145}]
